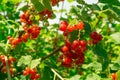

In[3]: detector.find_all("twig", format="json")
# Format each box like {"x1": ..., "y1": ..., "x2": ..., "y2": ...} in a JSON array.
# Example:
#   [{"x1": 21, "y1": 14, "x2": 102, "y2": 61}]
[
  {"x1": 41, "y1": 45, "x2": 63, "y2": 62},
  {"x1": 5, "y1": 57, "x2": 11, "y2": 80},
  {"x1": 51, "y1": 68, "x2": 64, "y2": 80},
  {"x1": 53, "y1": 74, "x2": 56, "y2": 80}
]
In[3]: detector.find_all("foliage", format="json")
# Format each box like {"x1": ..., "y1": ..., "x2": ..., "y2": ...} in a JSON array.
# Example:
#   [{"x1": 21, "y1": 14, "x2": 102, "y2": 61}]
[{"x1": 0, "y1": 0, "x2": 120, "y2": 80}]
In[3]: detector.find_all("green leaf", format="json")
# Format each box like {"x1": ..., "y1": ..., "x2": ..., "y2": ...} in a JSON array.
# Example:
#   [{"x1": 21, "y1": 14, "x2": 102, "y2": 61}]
[
  {"x1": 67, "y1": 0, "x2": 74, "y2": 2},
  {"x1": 42, "y1": 0, "x2": 52, "y2": 10},
  {"x1": 86, "y1": 73, "x2": 101, "y2": 80},
  {"x1": 99, "y1": 0, "x2": 120, "y2": 6},
  {"x1": 30, "y1": 58, "x2": 40, "y2": 69},
  {"x1": 111, "y1": 6, "x2": 120, "y2": 17},
  {"x1": 76, "y1": 0, "x2": 85, "y2": 4},
  {"x1": 116, "y1": 70, "x2": 120, "y2": 80},
  {"x1": 84, "y1": 22, "x2": 91, "y2": 35},
  {"x1": 17, "y1": 55, "x2": 32, "y2": 66},
  {"x1": 110, "y1": 32, "x2": 120, "y2": 44},
  {"x1": 0, "y1": 46, "x2": 6, "y2": 54},
  {"x1": 69, "y1": 18, "x2": 78, "y2": 26},
  {"x1": 91, "y1": 4, "x2": 101, "y2": 11},
  {"x1": 88, "y1": 62, "x2": 102, "y2": 72},
  {"x1": 69, "y1": 75, "x2": 80, "y2": 80},
  {"x1": 69, "y1": 30, "x2": 79, "y2": 42},
  {"x1": 110, "y1": 63, "x2": 120, "y2": 70},
  {"x1": 41, "y1": 67, "x2": 52, "y2": 80},
  {"x1": 93, "y1": 43, "x2": 109, "y2": 71},
  {"x1": 11, "y1": 0, "x2": 21, "y2": 4},
  {"x1": 31, "y1": 0, "x2": 45, "y2": 12},
  {"x1": 103, "y1": 9, "x2": 120, "y2": 21},
  {"x1": 19, "y1": 5, "x2": 29, "y2": 11},
  {"x1": 13, "y1": 44, "x2": 22, "y2": 54}
]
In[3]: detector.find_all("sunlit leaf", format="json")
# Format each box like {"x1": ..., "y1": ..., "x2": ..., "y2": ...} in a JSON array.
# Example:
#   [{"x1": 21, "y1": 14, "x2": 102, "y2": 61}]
[
  {"x1": 69, "y1": 75, "x2": 80, "y2": 80},
  {"x1": 0, "y1": 46, "x2": 6, "y2": 54},
  {"x1": 110, "y1": 32, "x2": 120, "y2": 44},
  {"x1": 116, "y1": 70, "x2": 120, "y2": 80},
  {"x1": 42, "y1": 0, "x2": 52, "y2": 10},
  {"x1": 93, "y1": 43, "x2": 109, "y2": 71},
  {"x1": 67, "y1": 0, "x2": 74, "y2": 2},
  {"x1": 31, "y1": 0, "x2": 45, "y2": 12},
  {"x1": 17, "y1": 55, "x2": 32, "y2": 66},
  {"x1": 30, "y1": 58, "x2": 40, "y2": 69},
  {"x1": 86, "y1": 73, "x2": 101, "y2": 80}
]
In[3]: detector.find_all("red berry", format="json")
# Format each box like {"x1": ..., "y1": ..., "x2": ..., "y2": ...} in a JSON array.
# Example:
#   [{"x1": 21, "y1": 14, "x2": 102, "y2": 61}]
[
  {"x1": 59, "y1": 21, "x2": 68, "y2": 32},
  {"x1": 8, "y1": 56, "x2": 16, "y2": 65},
  {"x1": 61, "y1": 46, "x2": 69, "y2": 52},
  {"x1": 79, "y1": 40, "x2": 86, "y2": 47},
  {"x1": 59, "y1": 24, "x2": 67, "y2": 32},
  {"x1": 11, "y1": 38, "x2": 19, "y2": 45},
  {"x1": 67, "y1": 26, "x2": 75, "y2": 32},
  {"x1": 30, "y1": 69, "x2": 36, "y2": 75},
  {"x1": 10, "y1": 68, "x2": 13, "y2": 75},
  {"x1": 25, "y1": 67, "x2": 31, "y2": 72},
  {"x1": 111, "y1": 73, "x2": 117, "y2": 80},
  {"x1": 76, "y1": 22, "x2": 84, "y2": 30},
  {"x1": 23, "y1": 70, "x2": 29, "y2": 76},
  {"x1": 75, "y1": 53, "x2": 84, "y2": 65},
  {"x1": 63, "y1": 31, "x2": 68, "y2": 36},
  {"x1": 35, "y1": 73, "x2": 40, "y2": 79},
  {"x1": 92, "y1": 39, "x2": 99, "y2": 44},
  {"x1": 23, "y1": 25, "x2": 28, "y2": 31},
  {"x1": 97, "y1": 34, "x2": 102, "y2": 41},
  {"x1": 71, "y1": 40, "x2": 80, "y2": 50},
  {"x1": 65, "y1": 39, "x2": 71, "y2": 47},
  {"x1": 62, "y1": 57, "x2": 72, "y2": 67},
  {"x1": 60, "y1": 21, "x2": 68, "y2": 26},
  {"x1": 90, "y1": 31, "x2": 98, "y2": 39}
]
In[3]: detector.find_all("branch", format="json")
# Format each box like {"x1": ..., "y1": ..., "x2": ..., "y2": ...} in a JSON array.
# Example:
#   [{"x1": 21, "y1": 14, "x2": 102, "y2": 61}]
[
  {"x1": 5, "y1": 57, "x2": 11, "y2": 80},
  {"x1": 41, "y1": 45, "x2": 63, "y2": 62},
  {"x1": 51, "y1": 68, "x2": 64, "y2": 80}
]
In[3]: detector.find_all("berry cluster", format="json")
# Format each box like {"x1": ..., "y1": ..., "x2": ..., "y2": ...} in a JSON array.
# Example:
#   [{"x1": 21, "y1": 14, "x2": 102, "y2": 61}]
[
  {"x1": 20, "y1": 9, "x2": 53, "y2": 24},
  {"x1": 51, "y1": 0, "x2": 64, "y2": 6},
  {"x1": 58, "y1": 39, "x2": 86, "y2": 67},
  {"x1": 0, "y1": 55, "x2": 16, "y2": 75},
  {"x1": 90, "y1": 31, "x2": 102, "y2": 44},
  {"x1": 23, "y1": 67, "x2": 40, "y2": 80},
  {"x1": 8, "y1": 25, "x2": 41, "y2": 48},
  {"x1": 59, "y1": 20, "x2": 84, "y2": 36},
  {"x1": 20, "y1": 11, "x2": 32, "y2": 25},
  {"x1": 39, "y1": 9, "x2": 53, "y2": 20}
]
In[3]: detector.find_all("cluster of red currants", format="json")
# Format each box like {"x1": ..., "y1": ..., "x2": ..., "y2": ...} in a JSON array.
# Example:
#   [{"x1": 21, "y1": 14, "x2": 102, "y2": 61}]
[
  {"x1": 20, "y1": 11, "x2": 33, "y2": 25},
  {"x1": 51, "y1": 0, "x2": 64, "y2": 6},
  {"x1": 23, "y1": 67, "x2": 40, "y2": 80},
  {"x1": 8, "y1": 10, "x2": 41, "y2": 48},
  {"x1": 59, "y1": 20, "x2": 84, "y2": 36},
  {"x1": 8, "y1": 25, "x2": 41, "y2": 48},
  {"x1": 0, "y1": 55, "x2": 16, "y2": 75},
  {"x1": 20, "y1": 9, "x2": 53, "y2": 23},
  {"x1": 58, "y1": 20, "x2": 86, "y2": 68},
  {"x1": 39, "y1": 9, "x2": 53, "y2": 20},
  {"x1": 58, "y1": 39, "x2": 86, "y2": 67},
  {"x1": 90, "y1": 31, "x2": 103, "y2": 44}
]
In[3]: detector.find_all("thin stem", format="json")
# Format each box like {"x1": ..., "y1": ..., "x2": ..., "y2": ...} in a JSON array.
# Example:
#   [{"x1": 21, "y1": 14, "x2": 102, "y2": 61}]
[
  {"x1": 5, "y1": 24, "x2": 11, "y2": 80},
  {"x1": 51, "y1": 68, "x2": 64, "y2": 80},
  {"x1": 41, "y1": 45, "x2": 63, "y2": 62},
  {"x1": 53, "y1": 74, "x2": 57, "y2": 80},
  {"x1": 78, "y1": 30, "x2": 81, "y2": 40},
  {"x1": 5, "y1": 57, "x2": 11, "y2": 80}
]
